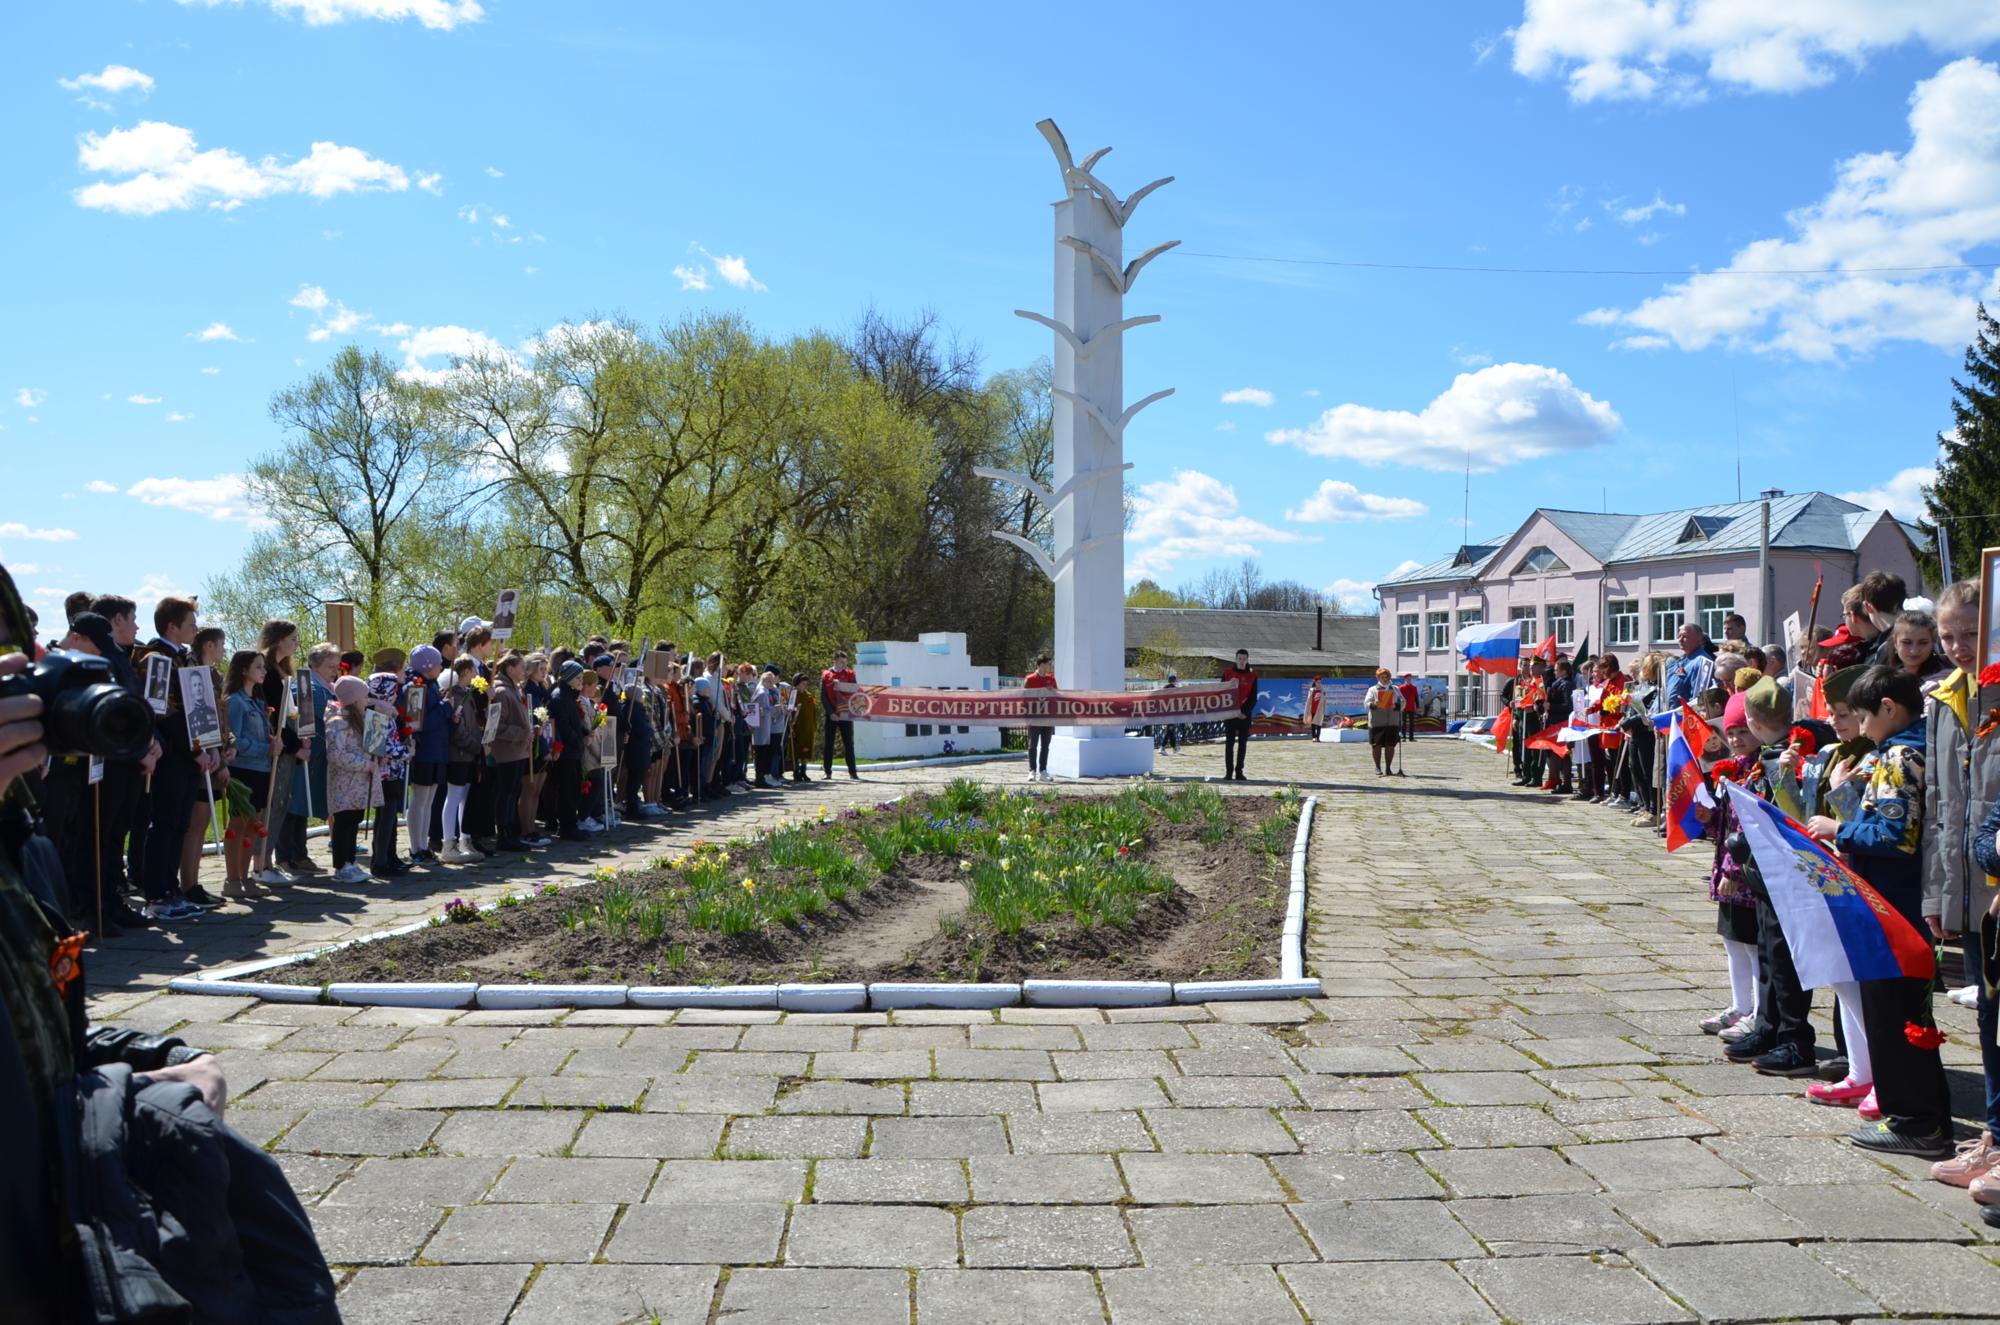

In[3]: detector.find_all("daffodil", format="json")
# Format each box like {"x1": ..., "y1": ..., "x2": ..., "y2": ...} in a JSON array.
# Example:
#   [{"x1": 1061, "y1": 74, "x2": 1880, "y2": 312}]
[
  {"x1": 741, "y1": 877, "x2": 756, "y2": 893},
  {"x1": 999, "y1": 858, "x2": 1012, "y2": 871},
  {"x1": 957, "y1": 859, "x2": 971, "y2": 873}
]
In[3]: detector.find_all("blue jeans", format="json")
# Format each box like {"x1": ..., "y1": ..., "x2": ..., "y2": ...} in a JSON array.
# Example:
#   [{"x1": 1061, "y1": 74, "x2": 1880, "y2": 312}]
[{"x1": 1970, "y1": 935, "x2": 2000, "y2": 1137}]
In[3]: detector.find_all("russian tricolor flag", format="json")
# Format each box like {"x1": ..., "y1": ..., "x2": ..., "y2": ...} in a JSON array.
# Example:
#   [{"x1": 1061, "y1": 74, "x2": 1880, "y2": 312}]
[
  {"x1": 1721, "y1": 782, "x2": 1936, "y2": 988},
  {"x1": 1664, "y1": 703, "x2": 1712, "y2": 853},
  {"x1": 1456, "y1": 620, "x2": 1522, "y2": 677}
]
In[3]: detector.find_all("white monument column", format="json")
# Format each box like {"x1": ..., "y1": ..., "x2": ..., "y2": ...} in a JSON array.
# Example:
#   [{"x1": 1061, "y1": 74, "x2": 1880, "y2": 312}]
[{"x1": 982, "y1": 119, "x2": 1175, "y2": 779}]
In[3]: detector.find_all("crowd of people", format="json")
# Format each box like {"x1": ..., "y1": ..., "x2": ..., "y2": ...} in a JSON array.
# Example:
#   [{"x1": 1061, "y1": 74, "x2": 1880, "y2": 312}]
[
  {"x1": 22, "y1": 588, "x2": 878, "y2": 938},
  {"x1": 1498, "y1": 568, "x2": 2000, "y2": 1213}
]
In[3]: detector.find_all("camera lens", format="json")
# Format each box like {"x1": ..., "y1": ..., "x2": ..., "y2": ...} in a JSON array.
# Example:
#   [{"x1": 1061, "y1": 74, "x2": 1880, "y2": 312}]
[{"x1": 46, "y1": 683, "x2": 155, "y2": 761}]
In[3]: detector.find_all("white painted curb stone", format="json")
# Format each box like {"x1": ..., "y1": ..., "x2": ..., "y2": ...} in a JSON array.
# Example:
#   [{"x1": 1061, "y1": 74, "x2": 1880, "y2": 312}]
[
  {"x1": 327, "y1": 982, "x2": 478, "y2": 1009},
  {"x1": 628, "y1": 985, "x2": 779, "y2": 1010},
  {"x1": 868, "y1": 982, "x2": 1022, "y2": 1010},
  {"x1": 476, "y1": 984, "x2": 631, "y2": 1010},
  {"x1": 1022, "y1": 979, "x2": 1174, "y2": 1008},
  {"x1": 776, "y1": 983, "x2": 870, "y2": 1013}
]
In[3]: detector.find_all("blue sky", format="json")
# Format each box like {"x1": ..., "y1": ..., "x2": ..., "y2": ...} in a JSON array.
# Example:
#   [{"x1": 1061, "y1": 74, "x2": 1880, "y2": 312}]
[{"x1": 5, "y1": 1, "x2": 1997, "y2": 626}]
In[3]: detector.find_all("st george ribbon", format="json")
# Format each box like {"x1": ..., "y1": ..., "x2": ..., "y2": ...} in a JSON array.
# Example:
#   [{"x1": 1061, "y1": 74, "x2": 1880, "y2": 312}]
[{"x1": 976, "y1": 118, "x2": 1176, "y2": 778}]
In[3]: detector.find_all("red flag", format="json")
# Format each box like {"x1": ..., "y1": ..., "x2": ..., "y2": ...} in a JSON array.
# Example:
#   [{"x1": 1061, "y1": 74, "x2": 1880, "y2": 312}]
[
  {"x1": 1809, "y1": 671, "x2": 1830, "y2": 720},
  {"x1": 1533, "y1": 633, "x2": 1558, "y2": 664},
  {"x1": 1491, "y1": 705, "x2": 1513, "y2": 754},
  {"x1": 1524, "y1": 722, "x2": 1567, "y2": 753}
]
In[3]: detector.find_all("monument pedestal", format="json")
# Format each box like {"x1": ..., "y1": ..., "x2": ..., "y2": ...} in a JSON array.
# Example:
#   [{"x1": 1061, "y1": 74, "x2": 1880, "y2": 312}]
[{"x1": 1048, "y1": 733, "x2": 1155, "y2": 780}]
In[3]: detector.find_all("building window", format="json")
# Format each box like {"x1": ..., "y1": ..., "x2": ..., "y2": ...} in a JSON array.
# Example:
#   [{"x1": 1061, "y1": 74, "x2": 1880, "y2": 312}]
[
  {"x1": 1397, "y1": 613, "x2": 1419, "y2": 653},
  {"x1": 1426, "y1": 611, "x2": 1450, "y2": 650},
  {"x1": 1607, "y1": 599, "x2": 1639, "y2": 647},
  {"x1": 1651, "y1": 596, "x2": 1686, "y2": 643},
  {"x1": 1698, "y1": 593, "x2": 1735, "y2": 640},
  {"x1": 1514, "y1": 545, "x2": 1569, "y2": 575},
  {"x1": 1546, "y1": 603, "x2": 1574, "y2": 647},
  {"x1": 1508, "y1": 605, "x2": 1537, "y2": 642},
  {"x1": 1455, "y1": 673, "x2": 1485, "y2": 717},
  {"x1": 1456, "y1": 607, "x2": 1483, "y2": 631},
  {"x1": 904, "y1": 723, "x2": 920, "y2": 737}
]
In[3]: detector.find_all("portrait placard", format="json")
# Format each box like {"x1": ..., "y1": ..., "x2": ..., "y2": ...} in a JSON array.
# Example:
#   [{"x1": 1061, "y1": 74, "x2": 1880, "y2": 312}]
[
  {"x1": 178, "y1": 665, "x2": 223, "y2": 751},
  {"x1": 491, "y1": 589, "x2": 518, "y2": 641},
  {"x1": 1981, "y1": 548, "x2": 2000, "y2": 674},
  {"x1": 326, "y1": 602, "x2": 358, "y2": 654},
  {"x1": 643, "y1": 651, "x2": 674, "y2": 682},
  {"x1": 142, "y1": 652, "x2": 173, "y2": 715},
  {"x1": 362, "y1": 707, "x2": 391, "y2": 757},
  {"x1": 294, "y1": 671, "x2": 318, "y2": 738}
]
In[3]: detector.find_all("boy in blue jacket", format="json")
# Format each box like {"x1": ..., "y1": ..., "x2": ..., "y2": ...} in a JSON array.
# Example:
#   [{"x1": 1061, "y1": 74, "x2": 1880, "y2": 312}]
[{"x1": 1813, "y1": 665, "x2": 1953, "y2": 1157}]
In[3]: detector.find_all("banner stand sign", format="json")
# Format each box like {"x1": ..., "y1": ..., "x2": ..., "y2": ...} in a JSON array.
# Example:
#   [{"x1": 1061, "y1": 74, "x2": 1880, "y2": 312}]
[{"x1": 829, "y1": 682, "x2": 1240, "y2": 727}]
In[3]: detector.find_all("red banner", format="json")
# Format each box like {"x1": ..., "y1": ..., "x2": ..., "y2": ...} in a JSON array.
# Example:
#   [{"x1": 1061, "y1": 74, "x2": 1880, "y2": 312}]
[{"x1": 829, "y1": 682, "x2": 1243, "y2": 726}]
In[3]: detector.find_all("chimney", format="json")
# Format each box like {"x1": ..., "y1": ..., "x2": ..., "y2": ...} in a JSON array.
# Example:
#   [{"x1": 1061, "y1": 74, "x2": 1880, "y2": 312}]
[
  {"x1": 1759, "y1": 487, "x2": 1784, "y2": 500},
  {"x1": 1315, "y1": 605, "x2": 1324, "y2": 651}
]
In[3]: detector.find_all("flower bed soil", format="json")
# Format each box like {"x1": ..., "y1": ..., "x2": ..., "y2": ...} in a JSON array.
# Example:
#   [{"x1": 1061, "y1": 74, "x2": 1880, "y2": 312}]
[{"x1": 271, "y1": 792, "x2": 1291, "y2": 987}]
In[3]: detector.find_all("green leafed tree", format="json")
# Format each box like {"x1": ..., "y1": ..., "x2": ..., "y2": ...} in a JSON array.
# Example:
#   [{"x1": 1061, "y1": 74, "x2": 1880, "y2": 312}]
[{"x1": 1921, "y1": 302, "x2": 2000, "y2": 588}]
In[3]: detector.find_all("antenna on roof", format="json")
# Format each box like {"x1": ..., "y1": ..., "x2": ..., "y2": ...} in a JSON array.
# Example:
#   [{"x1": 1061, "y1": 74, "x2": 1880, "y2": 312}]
[
  {"x1": 1462, "y1": 444, "x2": 1471, "y2": 536},
  {"x1": 1732, "y1": 365, "x2": 1741, "y2": 503}
]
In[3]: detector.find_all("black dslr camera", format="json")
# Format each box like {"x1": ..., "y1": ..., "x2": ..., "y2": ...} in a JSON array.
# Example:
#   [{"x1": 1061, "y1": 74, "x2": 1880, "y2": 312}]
[{"x1": 0, "y1": 649, "x2": 154, "y2": 760}]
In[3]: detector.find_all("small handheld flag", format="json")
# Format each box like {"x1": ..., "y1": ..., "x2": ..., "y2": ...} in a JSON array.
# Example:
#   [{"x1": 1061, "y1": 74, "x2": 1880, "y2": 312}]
[
  {"x1": 1533, "y1": 633, "x2": 1558, "y2": 664},
  {"x1": 1665, "y1": 703, "x2": 1714, "y2": 853},
  {"x1": 1721, "y1": 782, "x2": 1935, "y2": 988},
  {"x1": 1490, "y1": 705, "x2": 1513, "y2": 754}
]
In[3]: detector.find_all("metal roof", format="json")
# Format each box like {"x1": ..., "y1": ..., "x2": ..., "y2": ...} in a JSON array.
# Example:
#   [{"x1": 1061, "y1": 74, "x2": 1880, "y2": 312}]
[{"x1": 1380, "y1": 492, "x2": 1902, "y2": 589}]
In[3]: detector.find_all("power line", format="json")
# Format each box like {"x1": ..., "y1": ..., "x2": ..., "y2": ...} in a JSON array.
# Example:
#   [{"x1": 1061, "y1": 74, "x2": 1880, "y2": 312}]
[{"x1": 1167, "y1": 250, "x2": 1995, "y2": 278}]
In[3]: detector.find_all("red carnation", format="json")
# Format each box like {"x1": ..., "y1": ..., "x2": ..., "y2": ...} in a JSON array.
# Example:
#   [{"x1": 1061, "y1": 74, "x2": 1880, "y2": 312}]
[
  {"x1": 580, "y1": 780, "x2": 594, "y2": 796},
  {"x1": 1905, "y1": 1021, "x2": 1948, "y2": 1050},
  {"x1": 1982, "y1": 663, "x2": 2000, "y2": 689}
]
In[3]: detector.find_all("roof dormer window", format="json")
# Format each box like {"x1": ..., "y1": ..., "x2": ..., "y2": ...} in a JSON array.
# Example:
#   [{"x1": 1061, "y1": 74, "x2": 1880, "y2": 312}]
[{"x1": 1678, "y1": 515, "x2": 1731, "y2": 543}]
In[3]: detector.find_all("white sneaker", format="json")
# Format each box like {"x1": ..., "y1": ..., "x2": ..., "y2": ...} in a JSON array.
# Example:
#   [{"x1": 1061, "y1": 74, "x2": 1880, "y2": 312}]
[
  {"x1": 257, "y1": 867, "x2": 294, "y2": 886},
  {"x1": 1952, "y1": 985, "x2": 1980, "y2": 1008},
  {"x1": 578, "y1": 818, "x2": 605, "y2": 834},
  {"x1": 441, "y1": 842, "x2": 479, "y2": 864},
  {"x1": 332, "y1": 864, "x2": 371, "y2": 884}
]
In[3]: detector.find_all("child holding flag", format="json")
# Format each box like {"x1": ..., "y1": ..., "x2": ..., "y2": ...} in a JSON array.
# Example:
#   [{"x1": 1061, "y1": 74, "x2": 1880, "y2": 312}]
[
  {"x1": 1807, "y1": 665, "x2": 1953, "y2": 1157},
  {"x1": 1696, "y1": 695, "x2": 1763, "y2": 1042}
]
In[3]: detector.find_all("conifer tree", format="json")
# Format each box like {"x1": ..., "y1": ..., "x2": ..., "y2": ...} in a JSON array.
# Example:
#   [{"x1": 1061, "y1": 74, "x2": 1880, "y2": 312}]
[{"x1": 1921, "y1": 303, "x2": 2000, "y2": 587}]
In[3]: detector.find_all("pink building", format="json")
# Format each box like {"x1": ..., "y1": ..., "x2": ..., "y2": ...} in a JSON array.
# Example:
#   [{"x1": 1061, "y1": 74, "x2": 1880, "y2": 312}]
[{"x1": 1375, "y1": 491, "x2": 1925, "y2": 716}]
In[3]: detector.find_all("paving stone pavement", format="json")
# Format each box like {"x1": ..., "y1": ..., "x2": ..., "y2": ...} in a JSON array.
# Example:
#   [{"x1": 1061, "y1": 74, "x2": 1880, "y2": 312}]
[{"x1": 86, "y1": 737, "x2": 2000, "y2": 1322}]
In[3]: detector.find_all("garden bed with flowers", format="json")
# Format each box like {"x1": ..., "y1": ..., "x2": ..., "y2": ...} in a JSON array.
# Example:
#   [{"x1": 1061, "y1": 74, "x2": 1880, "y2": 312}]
[{"x1": 270, "y1": 781, "x2": 1303, "y2": 987}]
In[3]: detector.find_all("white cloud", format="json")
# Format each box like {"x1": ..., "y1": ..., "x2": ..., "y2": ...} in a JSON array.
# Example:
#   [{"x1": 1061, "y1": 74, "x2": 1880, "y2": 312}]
[
  {"x1": 0, "y1": 523, "x2": 78, "y2": 542},
  {"x1": 691, "y1": 244, "x2": 767, "y2": 292},
  {"x1": 126, "y1": 393, "x2": 162, "y2": 405},
  {"x1": 457, "y1": 205, "x2": 479, "y2": 223},
  {"x1": 288, "y1": 283, "x2": 370, "y2": 341},
  {"x1": 1125, "y1": 469, "x2": 1313, "y2": 581},
  {"x1": 1386, "y1": 558, "x2": 1425, "y2": 579},
  {"x1": 1615, "y1": 191, "x2": 1686, "y2": 224},
  {"x1": 491, "y1": 213, "x2": 510, "y2": 228},
  {"x1": 200, "y1": 366, "x2": 221, "y2": 375},
  {"x1": 415, "y1": 171, "x2": 443, "y2": 195},
  {"x1": 1580, "y1": 59, "x2": 2000, "y2": 359},
  {"x1": 1285, "y1": 480, "x2": 1429, "y2": 523},
  {"x1": 1301, "y1": 388, "x2": 1321, "y2": 398},
  {"x1": 8, "y1": 565, "x2": 39, "y2": 577},
  {"x1": 14, "y1": 388, "x2": 45, "y2": 408},
  {"x1": 1214, "y1": 422, "x2": 1236, "y2": 432},
  {"x1": 373, "y1": 321, "x2": 411, "y2": 336},
  {"x1": 1840, "y1": 466, "x2": 1935, "y2": 521},
  {"x1": 176, "y1": 0, "x2": 484, "y2": 29},
  {"x1": 125, "y1": 474, "x2": 267, "y2": 525},
  {"x1": 1324, "y1": 577, "x2": 1380, "y2": 611},
  {"x1": 672, "y1": 264, "x2": 710, "y2": 292},
  {"x1": 397, "y1": 324, "x2": 522, "y2": 382},
  {"x1": 85, "y1": 480, "x2": 118, "y2": 493},
  {"x1": 484, "y1": 165, "x2": 503, "y2": 178},
  {"x1": 1221, "y1": 386, "x2": 1275, "y2": 407},
  {"x1": 1451, "y1": 345, "x2": 1493, "y2": 368},
  {"x1": 1266, "y1": 362, "x2": 1621, "y2": 472},
  {"x1": 59, "y1": 64, "x2": 155, "y2": 98},
  {"x1": 1509, "y1": 0, "x2": 2000, "y2": 102},
  {"x1": 193, "y1": 320, "x2": 243, "y2": 342},
  {"x1": 74, "y1": 119, "x2": 411, "y2": 216},
  {"x1": 165, "y1": 411, "x2": 193, "y2": 423}
]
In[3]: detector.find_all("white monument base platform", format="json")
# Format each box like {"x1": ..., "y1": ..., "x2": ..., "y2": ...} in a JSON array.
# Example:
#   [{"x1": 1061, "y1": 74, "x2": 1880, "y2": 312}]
[
  {"x1": 1319, "y1": 728, "x2": 1368, "y2": 743},
  {"x1": 1048, "y1": 733, "x2": 1155, "y2": 779}
]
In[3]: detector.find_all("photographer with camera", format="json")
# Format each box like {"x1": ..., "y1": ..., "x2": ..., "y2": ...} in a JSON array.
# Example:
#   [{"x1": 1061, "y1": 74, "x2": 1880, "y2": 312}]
[
  {"x1": 0, "y1": 566, "x2": 341, "y2": 1324},
  {"x1": 87, "y1": 596, "x2": 159, "y2": 933}
]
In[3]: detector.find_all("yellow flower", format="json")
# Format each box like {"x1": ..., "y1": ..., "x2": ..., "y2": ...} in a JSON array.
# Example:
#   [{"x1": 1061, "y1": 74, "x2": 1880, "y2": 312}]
[
  {"x1": 741, "y1": 877, "x2": 756, "y2": 893},
  {"x1": 817, "y1": 805, "x2": 828, "y2": 817},
  {"x1": 999, "y1": 858, "x2": 1012, "y2": 871},
  {"x1": 957, "y1": 859, "x2": 971, "y2": 873}
]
